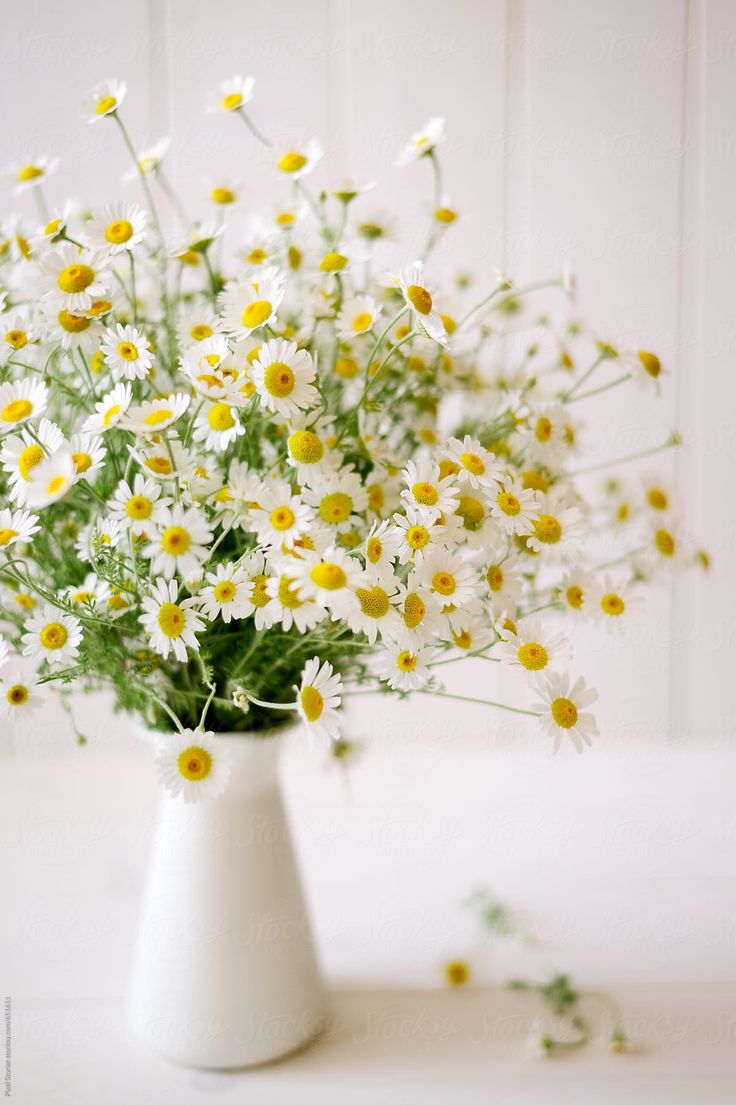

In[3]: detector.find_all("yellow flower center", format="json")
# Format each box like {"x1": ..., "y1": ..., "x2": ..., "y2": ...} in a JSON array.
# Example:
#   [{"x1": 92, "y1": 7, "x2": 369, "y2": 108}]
[
  {"x1": 46, "y1": 475, "x2": 66, "y2": 495},
  {"x1": 601, "y1": 592, "x2": 625, "y2": 616},
  {"x1": 638, "y1": 350, "x2": 661, "y2": 378},
  {"x1": 434, "y1": 207, "x2": 457, "y2": 224},
  {"x1": 406, "y1": 524, "x2": 430, "y2": 551},
  {"x1": 161, "y1": 526, "x2": 191, "y2": 555},
  {"x1": 521, "y1": 469, "x2": 548, "y2": 492},
  {"x1": 177, "y1": 745, "x2": 212, "y2": 781},
  {"x1": 16, "y1": 592, "x2": 35, "y2": 609},
  {"x1": 270, "y1": 506, "x2": 295, "y2": 531},
  {"x1": 517, "y1": 642, "x2": 549, "y2": 671},
  {"x1": 460, "y1": 451, "x2": 485, "y2": 475},
  {"x1": 403, "y1": 592, "x2": 426, "y2": 629},
  {"x1": 411, "y1": 481, "x2": 438, "y2": 507},
  {"x1": 57, "y1": 309, "x2": 90, "y2": 333},
  {"x1": 262, "y1": 362, "x2": 295, "y2": 398},
  {"x1": 5, "y1": 329, "x2": 28, "y2": 349},
  {"x1": 453, "y1": 630, "x2": 473, "y2": 649},
  {"x1": 118, "y1": 341, "x2": 139, "y2": 361},
  {"x1": 211, "y1": 187, "x2": 235, "y2": 205},
  {"x1": 17, "y1": 165, "x2": 43, "y2": 182},
  {"x1": 366, "y1": 536, "x2": 383, "y2": 564},
  {"x1": 2, "y1": 399, "x2": 33, "y2": 422},
  {"x1": 126, "y1": 495, "x2": 152, "y2": 520},
  {"x1": 242, "y1": 300, "x2": 272, "y2": 329},
  {"x1": 58, "y1": 264, "x2": 94, "y2": 294},
  {"x1": 647, "y1": 488, "x2": 668, "y2": 511},
  {"x1": 277, "y1": 575, "x2": 303, "y2": 609},
  {"x1": 190, "y1": 323, "x2": 213, "y2": 341},
  {"x1": 222, "y1": 92, "x2": 243, "y2": 110},
  {"x1": 319, "y1": 492, "x2": 352, "y2": 524},
  {"x1": 142, "y1": 409, "x2": 173, "y2": 428},
  {"x1": 397, "y1": 650, "x2": 417, "y2": 672},
  {"x1": 18, "y1": 444, "x2": 44, "y2": 480},
  {"x1": 288, "y1": 430, "x2": 323, "y2": 464},
  {"x1": 355, "y1": 585, "x2": 390, "y2": 619},
  {"x1": 655, "y1": 529, "x2": 675, "y2": 557},
  {"x1": 96, "y1": 95, "x2": 117, "y2": 115},
  {"x1": 145, "y1": 455, "x2": 171, "y2": 475},
  {"x1": 352, "y1": 312, "x2": 372, "y2": 332},
  {"x1": 367, "y1": 483, "x2": 384, "y2": 513},
  {"x1": 102, "y1": 404, "x2": 121, "y2": 428},
  {"x1": 431, "y1": 571, "x2": 456, "y2": 597},
  {"x1": 40, "y1": 622, "x2": 68, "y2": 650},
  {"x1": 250, "y1": 574, "x2": 271, "y2": 608},
  {"x1": 310, "y1": 562, "x2": 347, "y2": 590},
  {"x1": 300, "y1": 685, "x2": 323, "y2": 721},
  {"x1": 534, "y1": 514, "x2": 562, "y2": 544},
  {"x1": 551, "y1": 697, "x2": 578, "y2": 729},
  {"x1": 214, "y1": 580, "x2": 236, "y2": 603},
  {"x1": 566, "y1": 585, "x2": 584, "y2": 609},
  {"x1": 406, "y1": 284, "x2": 432, "y2": 315},
  {"x1": 335, "y1": 357, "x2": 359, "y2": 378},
  {"x1": 6, "y1": 684, "x2": 29, "y2": 706},
  {"x1": 278, "y1": 152, "x2": 307, "y2": 173},
  {"x1": 534, "y1": 416, "x2": 553, "y2": 443},
  {"x1": 0, "y1": 528, "x2": 18, "y2": 546},
  {"x1": 487, "y1": 565, "x2": 504, "y2": 592},
  {"x1": 456, "y1": 495, "x2": 485, "y2": 532},
  {"x1": 157, "y1": 602, "x2": 185, "y2": 637},
  {"x1": 207, "y1": 402, "x2": 235, "y2": 430},
  {"x1": 319, "y1": 251, "x2": 348, "y2": 273},
  {"x1": 105, "y1": 219, "x2": 133, "y2": 244},
  {"x1": 496, "y1": 491, "x2": 521, "y2": 517}
]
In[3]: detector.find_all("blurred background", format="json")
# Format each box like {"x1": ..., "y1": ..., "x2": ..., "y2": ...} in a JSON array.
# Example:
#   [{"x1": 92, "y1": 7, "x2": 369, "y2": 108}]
[{"x1": 1, "y1": 0, "x2": 735, "y2": 1092}]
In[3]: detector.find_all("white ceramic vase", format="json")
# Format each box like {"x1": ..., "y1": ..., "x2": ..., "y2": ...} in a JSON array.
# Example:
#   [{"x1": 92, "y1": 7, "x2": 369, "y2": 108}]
[{"x1": 128, "y1": 725, "x2": 326, "y2": 1069}]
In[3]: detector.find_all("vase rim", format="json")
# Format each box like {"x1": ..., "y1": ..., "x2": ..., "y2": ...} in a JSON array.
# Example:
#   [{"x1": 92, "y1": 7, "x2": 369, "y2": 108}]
[{"x1": 138, "y1": 717, "x2": 299, "y2": 743}]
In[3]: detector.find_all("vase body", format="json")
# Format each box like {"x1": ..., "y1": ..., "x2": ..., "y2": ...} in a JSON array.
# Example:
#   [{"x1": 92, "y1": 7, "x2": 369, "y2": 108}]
[{"x1": 128, "y1": 726, "x2": 326, "y2": 1069}]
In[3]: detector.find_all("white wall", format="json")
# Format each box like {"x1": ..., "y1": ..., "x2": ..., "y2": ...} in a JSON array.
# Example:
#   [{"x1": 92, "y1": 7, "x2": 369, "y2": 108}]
[{"x1": 0, "y1": 0, "x2": 733, "y2": 748}]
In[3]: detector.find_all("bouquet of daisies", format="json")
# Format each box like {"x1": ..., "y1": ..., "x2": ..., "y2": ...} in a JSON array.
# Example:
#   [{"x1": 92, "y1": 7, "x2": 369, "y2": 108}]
[{"x1": 0, "y1": 76, "x2": 703, "y2": 801}]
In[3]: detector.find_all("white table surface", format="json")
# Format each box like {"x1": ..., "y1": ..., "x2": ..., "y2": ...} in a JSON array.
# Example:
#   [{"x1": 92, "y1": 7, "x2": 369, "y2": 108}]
[{"x1": 2, "y1": 700, "x2": 735, "y2": 1102}]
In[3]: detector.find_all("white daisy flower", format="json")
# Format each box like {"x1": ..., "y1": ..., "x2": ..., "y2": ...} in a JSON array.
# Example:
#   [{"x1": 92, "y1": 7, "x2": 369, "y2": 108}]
[
  {"x1": 390, "y1": 506, "x2": 454, "y2": 565},
  {"x1": 344, "y1": 572, "x2": 403, "y2": 644},
  {"x1": 395, "y1": 261, "x2": 447, "y2": 345},
  {"x1": 157, "y1": 729, "x2": 231, "y2": 803},
  {"x1": 65, "y1": 572, "x2": 112, "y2": 608},
  {"x1": 451, "y1": 485, "x2": 497, "y2": 550},
  {"x1": 392, "y1": 583, "x2": 443, "y2": 649},
  {"x1": 39, "y1": 243, "x2": 111, "y2": 314},
  {"x1": 85, "y1": 201, "x2": 147, "y2": 254},
  {"x1": 396, "y1": 117, "x2": 446, "y2": 166},
  {"x1": 363, "y1": 519, "x2": 403, "y2": 579},
  {"x1": 177, "y1": 308, "x2": 224, "y2": 350},
  {"x1": 374, "y1": 643, "x2": 433, "y2": 691},
  {"x1": 290, "y1": 545, "x2": 362, "y2": 614},
  {"x1": 265, "y1": 568, "x2": 327, "y2": 633},
  {"x1": 335, "y1": 294, "x2": 383, "y2": 341},
  {"x1": 251, "y1": 339, "x2": 318, "y2": 419},
  {"x1": 206, "y1": 74, "x2": 255, "y2": 113},
  {"x1": 490, "y1": 475, "x2": 540, "y2": 537},
  {"x1": 26, "y1": 449, "x2": 76, "y2": 508},
  {"x1": 273, "y1": 139, "x2": 323, "y2": 178},
  {"x1": 285, "y1": 419, "x2": 342, "y2": 486},
  {"x1": 0, "y1": 379, "x2": 49, "y2": 434},
  {"x1": 82, "y1": 382, "x2": 132, "y2": 433},
  {"x1": 400, "y1": 458, "x2": 459, "y2": 521},
  {"x1": 75, "y1": 517, "x2": 123, "y2": 562},
  {"x1": 207, "y1": 177, "x2": 242, "y2": 208},
  {"x1": 124, "y1": 393, "x2": 191, "y2": 434},
  {"x1": 123, "y1": 136, "x2": 171, "y2": 182},
  {"x1": 532, "y1": 673, "x2": 598, "y2": 753},
  {"x1": 414, "y1": 549, "x2": 480, "y2": 611},
  {"x1": 237, "y1": 550, "x2": 280, "y2": 630},
  {"x1": 1, "y1": 418, "x2": 65, "y2": 503},
  {"x1": 0, "y1": 670, "x2": 43, "y2": 718},
  {"x1": 0, "y1": 507, "x2": 40, "y2": 553},
  {"x1": 128, "y1": 436, "x2": 196, "y2": 482},
  {"x1": 588, "y1": 575, "x2": 640, "y2": 633},
  {"x1": 108, "y1": 474, "x2": 171, "y2": 537},
  {"x1": 142, "y1": 503, "x2": 213, "y2": 580},
  {"x1": 5, "y1": 154, "x2": 59, "y2": 195},
  {"x1": 296, "y1": 656, "x2": 342, "y2": 741},
  {"x1": 140, "y1": 578, "x2": 205, "y2": 662},
  {"x1": 301, "y1": 468, "x2": 368, "y2": 533},
  {"x1": 198, "y1": 561, "x2": 252, "y2": 623},
  {"x1": 500, "y1": 619, "x2": 570, "y2": 676},
  {"x1": 101, "y1": 324, "x2": 154, "y2": 381},
  {"x1": 220, "y1": 269, "x2": 286, "y2": 340},
  {"x1": 0, "y1": 309, "x2": 36, "y2": 363},
  {"x1": 444, "y1": 435, "x2": 502, "y2": 491},
  {"x1": 69, "y1": 431, "x2": 106, "y2": 483},
  {"x1": 251, "y1": 480, "x2": 315, "y2": 550},
  {"x1": 526, "y1": 500, "x2": 585, "y2": 560},
  {"x1": 630, "y1": 350, "x2": 663, "y2": 394},
  {"x1": 22, "y1": 603, "x2": 83, "y2": 667},
  {"x1": 192, "y1": 401, "x2": 245, "y2": 453},
  {"x1": 83, "y1": 78, "x2": 127, "y2": 123},
  {"x1": 557, "y1": 569, "x2": 595, "y2": 617}
]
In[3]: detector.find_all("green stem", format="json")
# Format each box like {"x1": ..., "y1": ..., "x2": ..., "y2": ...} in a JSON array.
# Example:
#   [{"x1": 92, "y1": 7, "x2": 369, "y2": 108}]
[
  {"x1": 566, "y1": 372, "x2": 631, "y2": 404},
  {"x1": 568, "y1": 438, "x2": 679, "y2": 478}
]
